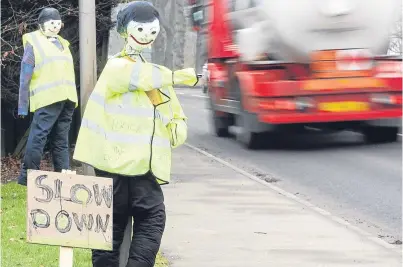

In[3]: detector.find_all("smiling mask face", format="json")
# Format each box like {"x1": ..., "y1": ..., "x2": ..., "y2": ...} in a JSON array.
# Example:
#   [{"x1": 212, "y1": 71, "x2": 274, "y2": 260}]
[
  {"x1": 41, "y1": 19, "x2": 62, "y2": 37},
  {"x1": 116, "y1": 1, "x2": 161, "y2": 55},
  {"x1": 126, "y1": 18, "x2": 160, "y2": 52}
]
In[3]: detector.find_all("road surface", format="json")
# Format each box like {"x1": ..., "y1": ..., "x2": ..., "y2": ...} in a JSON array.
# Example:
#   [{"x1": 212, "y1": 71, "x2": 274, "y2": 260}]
[{"x1": 175, "y1": 87, "x2": 402, "y2": 245}]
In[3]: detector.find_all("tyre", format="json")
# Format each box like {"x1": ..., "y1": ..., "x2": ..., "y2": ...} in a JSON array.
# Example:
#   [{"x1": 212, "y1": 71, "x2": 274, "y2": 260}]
[
  {"x1": 363, "y1": 126, "x2": 398, "y2": 144},
  {"x1": 213, "y1": 112, "x2": 230, "y2": 137},
  {"x1": 208, "y1": 95, "x2": 230, "y2": 137},
  {"x1": 233, "y1": 81, "x2": 264, "y2": 150},
  {"x1": 236, "y1": 120, "x2": 264, "y2": 149}
]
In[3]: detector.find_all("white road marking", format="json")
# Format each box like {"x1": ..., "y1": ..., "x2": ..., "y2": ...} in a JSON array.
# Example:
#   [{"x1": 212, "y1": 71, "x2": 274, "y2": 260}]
[
  {"x1": 184, "y1": 142, "x2": 402, "y2": 253},
  {"x1": 176, "y1": 91, "x2": 208, "y2": 98},
  {"x1": 191, "y1": 94, "x2": 208, "y2": 98}
]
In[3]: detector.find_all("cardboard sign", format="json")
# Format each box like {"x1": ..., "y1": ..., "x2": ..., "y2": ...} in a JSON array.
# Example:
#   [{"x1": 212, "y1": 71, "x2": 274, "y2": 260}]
[{"x1": 27, "y1": 170, "x2": 113, "y2": 251}]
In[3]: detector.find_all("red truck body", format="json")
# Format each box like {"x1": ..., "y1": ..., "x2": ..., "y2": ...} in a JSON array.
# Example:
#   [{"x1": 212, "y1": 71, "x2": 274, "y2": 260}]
[{"x1": 190, "y1": 0, "x2": 402, "y2": 148}]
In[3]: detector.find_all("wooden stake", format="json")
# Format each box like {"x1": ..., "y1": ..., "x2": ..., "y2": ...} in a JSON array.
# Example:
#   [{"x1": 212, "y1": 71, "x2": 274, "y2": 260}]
[
  {"x1": 59, "y1": 246, "x2": 74, "y2": 267},
  {"x1": 59, "y1": 170, "x2": 77, "y2": 267}
]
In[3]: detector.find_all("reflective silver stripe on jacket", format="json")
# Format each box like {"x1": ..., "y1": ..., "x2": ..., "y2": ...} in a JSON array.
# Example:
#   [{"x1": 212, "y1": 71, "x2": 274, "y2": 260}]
[
  {"x1": 160, "y1": 87, "x2": 174, "y2": 119},
  {"x1": 35, "y1": 56, "x2": 73, "y2": 71},
  {"x1": 29, "y1": 32, "x2": 45, "y2": 58},
  {"x1": 129, "y1": 61, "x2": 142, "y2": 91},
  {"x1": 152, "y1": 64, "x2": 163, "y2": 89},
  {"x1": 30, "y1": 33, "x2": 72, "y2": 71},
  {"x1": 129, "y1": 62, "x2": 167, "y2": 91},
  {"x1": 30, "y1": 80, "x2": 76, "y2": 97},
  {"x1": 89, "y1": 92, "x2": 171, "y2": 125},
  {"x1": 81, "y1": 118, "x2": 171, "y2": 148}
]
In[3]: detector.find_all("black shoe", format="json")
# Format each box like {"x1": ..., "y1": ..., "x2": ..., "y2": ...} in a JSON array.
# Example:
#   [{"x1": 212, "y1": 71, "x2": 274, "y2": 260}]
[{"x1": 17, "y1": 174, "x2": 27, "y2": 186}]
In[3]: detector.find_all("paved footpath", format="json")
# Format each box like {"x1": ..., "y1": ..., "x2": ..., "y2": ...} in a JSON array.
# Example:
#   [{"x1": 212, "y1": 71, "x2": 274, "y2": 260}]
[{"x1": 161, "y1": 145, "x2": 402, "y2": 267}]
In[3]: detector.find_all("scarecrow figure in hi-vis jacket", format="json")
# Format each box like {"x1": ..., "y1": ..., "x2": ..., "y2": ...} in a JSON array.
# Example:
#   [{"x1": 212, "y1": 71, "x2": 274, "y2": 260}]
[
  {"x1": 18, "y1": 7, "x2": 78, "y2": 186},
  {"x1": 73, "y1": 2, "x2": 198, "y2": 267}
]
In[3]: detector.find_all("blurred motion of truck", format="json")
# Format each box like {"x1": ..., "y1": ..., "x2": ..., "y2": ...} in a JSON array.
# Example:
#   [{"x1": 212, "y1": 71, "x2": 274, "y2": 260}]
[
  {"x1": 188, "y1": 0, "x2": 402, "y2": 149},
  {"x1": 202, "y1": 62, "x2": 208, "y2": 93}
]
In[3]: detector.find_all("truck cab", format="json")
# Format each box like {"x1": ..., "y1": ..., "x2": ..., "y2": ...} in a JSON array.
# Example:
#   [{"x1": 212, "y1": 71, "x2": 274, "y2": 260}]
[{"x1": 189, "y1": 0, "x2": 402, "y2": 149}]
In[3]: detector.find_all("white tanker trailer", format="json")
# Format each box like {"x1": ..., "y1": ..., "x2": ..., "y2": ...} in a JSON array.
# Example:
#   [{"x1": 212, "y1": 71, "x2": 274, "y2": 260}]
[{"x1": 227, "y1": 0, "x2": 401, "y2": 62}]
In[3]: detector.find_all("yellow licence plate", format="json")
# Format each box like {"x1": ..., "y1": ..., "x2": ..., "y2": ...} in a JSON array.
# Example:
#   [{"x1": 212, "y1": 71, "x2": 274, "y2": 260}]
[
  {"x1": 318, "y1": 101, "x2": 370, "y2": 112},
  {"x1": 303, "y1": 77, "x2": 385, "y2": 90}
]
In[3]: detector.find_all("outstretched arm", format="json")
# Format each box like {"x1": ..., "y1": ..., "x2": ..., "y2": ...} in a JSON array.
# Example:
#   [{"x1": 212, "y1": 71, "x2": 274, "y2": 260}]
[{"x1": 105, "y1": 59, "x2": 199, "y2": 96}]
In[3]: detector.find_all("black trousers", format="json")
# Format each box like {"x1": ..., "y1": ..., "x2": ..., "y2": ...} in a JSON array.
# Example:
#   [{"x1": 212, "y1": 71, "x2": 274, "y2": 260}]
[
  {"x1": 18, "y1": 100, "x2": 75, "y2": 186},
  {"x1": 92, "y1": 170, "x2": 166, "y2": 267}
]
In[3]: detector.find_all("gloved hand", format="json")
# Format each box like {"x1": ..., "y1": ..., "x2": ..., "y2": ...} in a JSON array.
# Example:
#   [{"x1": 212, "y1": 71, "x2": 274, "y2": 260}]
[
  {"x1": 166, "y1": 122, "x2": 178, "y2": 147},
  {"x1": 166, "y1": 119, "x2": 187, "y2": 148},
  {"x1": 18, "y1": 108, "x2": 28, "y2": 119},
  {"x1": 173, "y1": 68, "x2": 198, "y2": 86}
]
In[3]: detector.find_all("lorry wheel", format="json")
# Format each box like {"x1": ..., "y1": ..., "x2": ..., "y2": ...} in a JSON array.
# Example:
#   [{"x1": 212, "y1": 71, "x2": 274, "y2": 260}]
[
  {"x1": 236, "y1": 110, "x2": 263, "y2": 150},
  {"x1": 363, "y1": 126, "x2": 398, "y2": 144},
  {"x1": 237, "y1": 128, "x2": 263, "y2": 149},
  {"x1": 232, "y1": 79, "x2": 264, "y2": 149},
  {"x1": 213, "y1": 112, "x2": 230, "y2": 137},
  {"x1": 209, "y1": 96, "x2": 230, "y2": 137}
]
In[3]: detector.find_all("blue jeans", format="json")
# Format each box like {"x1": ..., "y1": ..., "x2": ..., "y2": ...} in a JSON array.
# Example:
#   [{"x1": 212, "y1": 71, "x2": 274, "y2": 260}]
[{"x1": 18, "y1": 100, "x2": 75, "y2": 186}]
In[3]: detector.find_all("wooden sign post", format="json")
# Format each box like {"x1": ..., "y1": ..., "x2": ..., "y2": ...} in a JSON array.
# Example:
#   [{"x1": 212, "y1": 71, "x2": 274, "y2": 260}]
[
  {"x1": 59, "y1": 170, "x2": 77, "y2": 267},
  {"x1": 26, "y1": 169, "x2": 113, "y2": 266}
]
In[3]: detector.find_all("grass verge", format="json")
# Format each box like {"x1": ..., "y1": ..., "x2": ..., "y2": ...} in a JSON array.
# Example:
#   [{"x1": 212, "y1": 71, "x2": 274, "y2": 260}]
[{"x1": 1, "y1": 182, "x2": 168, "y2": 267}]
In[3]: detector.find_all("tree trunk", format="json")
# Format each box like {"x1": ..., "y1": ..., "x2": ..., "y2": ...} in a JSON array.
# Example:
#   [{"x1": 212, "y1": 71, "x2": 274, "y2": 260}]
[
  {"x1": 150, "y1": 0, "x2": 188, "y2": 69},
  {"x1": 163, "y1": 0, "x2": 175, "y2": 69},
  {"x1": 173, "y1": 0, "x2": 185, "y2": 69},
  {"x1": 151, "y1": 0, "x2": 168, "y2": 65}
]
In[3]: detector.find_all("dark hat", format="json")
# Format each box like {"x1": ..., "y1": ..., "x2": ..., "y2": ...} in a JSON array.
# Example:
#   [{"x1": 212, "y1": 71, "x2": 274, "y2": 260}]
[
  {"x1": 116, "y1": 1, "x2": 160, "y2": 36},
  {"x1": 38, "y1": 8, "x2": 62, "y2": 24}
]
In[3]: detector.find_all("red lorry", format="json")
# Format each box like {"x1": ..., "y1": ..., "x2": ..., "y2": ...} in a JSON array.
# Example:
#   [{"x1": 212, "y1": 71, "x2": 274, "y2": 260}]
[{"x1": 189, "y1": 0, "x2": 402, "y2": 149}]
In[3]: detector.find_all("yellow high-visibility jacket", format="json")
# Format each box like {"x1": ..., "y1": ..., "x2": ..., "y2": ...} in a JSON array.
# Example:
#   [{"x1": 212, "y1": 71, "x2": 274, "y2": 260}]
[
  {"x1": 73, "y1": 55, "x2": 197, "y2": 184},
  {"x1": 22, "y1": 30, "x2": 78, "y2": 112}
]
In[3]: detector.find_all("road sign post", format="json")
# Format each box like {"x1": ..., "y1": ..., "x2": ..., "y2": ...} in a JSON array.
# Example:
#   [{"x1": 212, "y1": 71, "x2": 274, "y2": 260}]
[{"x1": 78, "y1": 0, "x2": 97, "y2": 178}]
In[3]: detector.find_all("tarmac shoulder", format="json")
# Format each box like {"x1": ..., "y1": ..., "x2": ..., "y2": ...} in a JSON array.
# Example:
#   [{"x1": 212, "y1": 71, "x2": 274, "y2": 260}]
[{"x1": 161, "y1": 145, "x2": 401, "y2": 267}]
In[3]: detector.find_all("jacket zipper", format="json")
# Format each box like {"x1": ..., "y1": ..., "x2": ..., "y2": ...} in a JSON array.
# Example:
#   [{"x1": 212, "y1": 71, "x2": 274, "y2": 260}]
[
  {"x1": 148, "y1": 89, "x2": 171, "y2": 172},
  {"x1": 149, "y1": 106, "x2": 157, "y2": 170}
]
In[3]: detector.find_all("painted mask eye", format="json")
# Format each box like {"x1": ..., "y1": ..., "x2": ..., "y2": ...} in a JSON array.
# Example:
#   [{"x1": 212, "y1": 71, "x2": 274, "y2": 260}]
[
  {"x1": 151, "y1": 31, "x2": 157, "y2": 35},
  {"x1": 137, "y1": 27, "x2": 143, "y2": 32},
  {"x1": 51, "y1": 21, "x2": 54, "y2": 25}
]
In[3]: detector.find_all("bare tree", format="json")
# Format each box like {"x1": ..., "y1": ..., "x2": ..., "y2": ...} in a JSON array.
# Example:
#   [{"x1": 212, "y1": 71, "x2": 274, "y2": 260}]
[
  {"x1": 149, "y1": 0, "x2": 188, "y2": 69},
  {"x1": 389, "y1": 17, "x2": 402, "y2": 55}
]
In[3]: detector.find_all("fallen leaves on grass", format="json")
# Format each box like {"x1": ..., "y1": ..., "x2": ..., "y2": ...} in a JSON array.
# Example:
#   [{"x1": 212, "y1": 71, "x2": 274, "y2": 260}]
[
  {"x1": 1, "y1": 153, "x2": 55, "y2": 184},
  {"x1": 1, "y1": 156, "x2": 21, "y2": 183}
]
